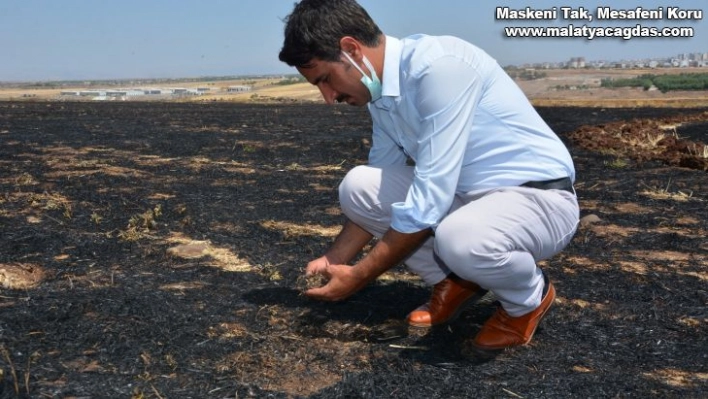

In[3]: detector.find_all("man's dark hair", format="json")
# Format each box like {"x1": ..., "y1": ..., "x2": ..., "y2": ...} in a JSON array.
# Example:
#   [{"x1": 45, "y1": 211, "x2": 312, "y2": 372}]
[{"x1": 279, "y1": 0, "x2": 383, "y2": 68}]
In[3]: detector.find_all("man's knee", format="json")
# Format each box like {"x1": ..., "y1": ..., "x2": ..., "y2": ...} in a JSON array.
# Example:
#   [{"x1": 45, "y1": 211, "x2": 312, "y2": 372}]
[
  {"x1": 339, "y1": 165, "x2": 379, "y2": 217},
  {"x1": 435, "y1": 222, "x2": 511, "y2": 270}
]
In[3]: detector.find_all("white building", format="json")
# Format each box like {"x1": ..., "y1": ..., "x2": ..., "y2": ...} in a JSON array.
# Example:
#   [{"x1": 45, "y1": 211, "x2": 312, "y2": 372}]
[
  {"x1": 567, "y1": 57, "x2": 586, "y2": 68},
  {"x1": 227, "y1": 85, "x2": 252, "y2": 93}
]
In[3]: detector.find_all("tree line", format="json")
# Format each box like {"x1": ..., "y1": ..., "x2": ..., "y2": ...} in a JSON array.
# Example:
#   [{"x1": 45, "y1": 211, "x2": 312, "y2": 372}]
[
  {"x1": 504, "y1": 67, "x2": 548, "y2": 81},
  {"x1": 601, "y1": 73, "x2": 708, "y2": 92}
]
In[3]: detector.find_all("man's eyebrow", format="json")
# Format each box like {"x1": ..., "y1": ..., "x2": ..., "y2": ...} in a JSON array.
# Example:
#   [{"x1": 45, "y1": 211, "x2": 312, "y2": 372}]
[{"x1": 311, "y1": 75, "x2": 325, "y2": 85}]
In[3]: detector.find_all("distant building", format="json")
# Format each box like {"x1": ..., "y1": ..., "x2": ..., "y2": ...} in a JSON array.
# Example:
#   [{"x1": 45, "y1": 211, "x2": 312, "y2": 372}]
[
  {"x1": 507, "y1": 50, "x2": 708, "y2": 70},
  {"x1": 227, "y1": 85, "x2": 252, "y2": 93},
  {"x1": 125, "y1": 90, "x2": 145, "y2": 97},
  {"x1": 106, "y1": 90, "x2": 127, "y2": 96},
  {"x1": 80, "y1": 90, "x2": 104, "y2": 97},
  {"x1": 568, "y1": 57, "x2": 586, "y2": 68}
]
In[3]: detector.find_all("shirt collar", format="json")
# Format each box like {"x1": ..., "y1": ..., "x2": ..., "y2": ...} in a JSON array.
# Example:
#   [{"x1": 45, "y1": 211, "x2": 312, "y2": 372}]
[{"x1": 381, "y1": 35, "x2": 402, "y2": 98}]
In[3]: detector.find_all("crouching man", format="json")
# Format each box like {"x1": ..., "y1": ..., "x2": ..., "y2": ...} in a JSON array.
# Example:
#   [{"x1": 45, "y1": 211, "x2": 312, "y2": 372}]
[{"x1": 278, "y1": 0, "x2": 579, "y2": 353}]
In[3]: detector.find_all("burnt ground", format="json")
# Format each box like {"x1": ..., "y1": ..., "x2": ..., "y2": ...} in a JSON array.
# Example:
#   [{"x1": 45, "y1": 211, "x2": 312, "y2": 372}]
[{"x1": 0, "y1": 101, "x2": 706, "y2": 398}]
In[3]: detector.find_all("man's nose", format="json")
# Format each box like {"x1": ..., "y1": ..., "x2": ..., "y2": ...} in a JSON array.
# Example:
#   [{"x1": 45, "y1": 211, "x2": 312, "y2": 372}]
[{"x1": 318, "y1": 84, "x2": 338, "y2": 105}]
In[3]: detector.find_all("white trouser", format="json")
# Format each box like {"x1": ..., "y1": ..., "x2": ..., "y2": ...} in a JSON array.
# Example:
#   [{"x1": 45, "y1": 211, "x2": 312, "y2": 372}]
[{"x1": 339, "y1": 165, "x2": 579, "y2": 317}]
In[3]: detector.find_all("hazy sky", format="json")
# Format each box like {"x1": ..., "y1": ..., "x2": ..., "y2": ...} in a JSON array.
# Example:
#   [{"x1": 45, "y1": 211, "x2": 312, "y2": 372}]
[{"x1": 1, "y1": 0, "x2": 705, "y2": 81}]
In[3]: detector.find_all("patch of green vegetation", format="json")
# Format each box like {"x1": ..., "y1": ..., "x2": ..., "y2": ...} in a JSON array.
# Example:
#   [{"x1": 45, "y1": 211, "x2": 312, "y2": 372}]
[
  {"x1": 601, "y1": 73, "x2": 708, "y2": 92},
  {"x1": 552, "y1": 84, "x2": 591, "y2": 91},
  {"x1": 604, "y1": 158, "x2": 629, "y2": 169},
  {"x1": 504, "y1": 67, "x2": 548, "y2": 80}
]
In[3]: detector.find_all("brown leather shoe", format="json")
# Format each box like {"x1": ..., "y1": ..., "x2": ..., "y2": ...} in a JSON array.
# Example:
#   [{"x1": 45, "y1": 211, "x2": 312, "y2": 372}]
[
  {"x1": 472, "y1": 273, "x2": 556, "y2": 351},
  {"x1": 407, "y1": 274, "x2": 486, "y2": 328}
]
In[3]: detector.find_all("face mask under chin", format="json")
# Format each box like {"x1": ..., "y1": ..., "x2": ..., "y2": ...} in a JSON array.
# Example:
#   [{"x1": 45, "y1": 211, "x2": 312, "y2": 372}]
[{"x1": 341, "y1": 51, "x2": 383, "y2": 102}]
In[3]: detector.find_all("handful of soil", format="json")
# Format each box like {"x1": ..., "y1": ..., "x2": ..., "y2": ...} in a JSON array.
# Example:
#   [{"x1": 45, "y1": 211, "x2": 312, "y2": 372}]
[{"x1": 295, "y1": 273, "x2": 328, "y2": 292}]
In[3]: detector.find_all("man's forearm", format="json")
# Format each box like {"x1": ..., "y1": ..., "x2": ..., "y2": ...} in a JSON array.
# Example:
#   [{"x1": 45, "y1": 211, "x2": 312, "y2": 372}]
[
  {"x1": 324, "y1": 219, "x2": 374, "y2": 264},
  {"x1": 352, "y1": 227, "x2": 431, "y2": 284}
]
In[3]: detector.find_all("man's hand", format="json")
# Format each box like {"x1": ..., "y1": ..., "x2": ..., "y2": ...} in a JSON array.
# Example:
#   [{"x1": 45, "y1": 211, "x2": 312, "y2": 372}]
[
  {"x1": 305, "y1": 256, "x2": 331, "y2": 276},
  {"x1": 304, "y1": 227, "x2": 431, "y2": 301},
  {"x1": 305, "y1": 264, "x2": 368, "y2": 301}
]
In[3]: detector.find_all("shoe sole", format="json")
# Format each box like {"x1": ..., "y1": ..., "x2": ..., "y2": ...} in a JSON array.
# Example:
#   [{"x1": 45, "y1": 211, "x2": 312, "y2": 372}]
[{"x1": 408, "y1": 289, "x2": 489, "y2": 329}]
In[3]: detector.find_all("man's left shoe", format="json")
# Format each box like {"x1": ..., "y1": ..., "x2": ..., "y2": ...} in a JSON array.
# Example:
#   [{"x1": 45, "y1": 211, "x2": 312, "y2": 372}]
[
  {"x1": 407, "y1": 274, "x2": 487, "y2": 328},
  {"x1": 471, "y1": 272, "x2": 556, "y2": 351}
]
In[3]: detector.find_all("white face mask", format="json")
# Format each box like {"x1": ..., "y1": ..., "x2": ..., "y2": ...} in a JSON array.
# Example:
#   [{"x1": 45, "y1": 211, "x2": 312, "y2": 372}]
[{"x1": 341, "y1": 51, "x2": 382, "y2": 103}]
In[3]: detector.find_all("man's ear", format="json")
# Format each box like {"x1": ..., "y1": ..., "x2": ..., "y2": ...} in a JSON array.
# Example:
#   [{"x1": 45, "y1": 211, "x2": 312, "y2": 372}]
[{"x1": 339, "y1": 36, "x2": 361, "y2": 59}]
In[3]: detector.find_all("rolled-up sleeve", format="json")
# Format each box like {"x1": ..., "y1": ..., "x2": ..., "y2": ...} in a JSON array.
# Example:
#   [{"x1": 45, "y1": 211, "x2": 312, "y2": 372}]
[{"x1": 390, "y1": 55, "x2": 484, "y2": 233}]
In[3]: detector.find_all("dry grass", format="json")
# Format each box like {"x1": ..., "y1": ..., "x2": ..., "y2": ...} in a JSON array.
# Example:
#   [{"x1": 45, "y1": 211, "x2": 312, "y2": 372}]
[
  {"x1": 165, "y1": 233, "x2": 253, "y2": 272},
  {"x1": 532, "y1": 97, "x2": 708, "y2": 108},
  {"x1": 4, "y1": 68, "x2": 708, "y2": 107}
]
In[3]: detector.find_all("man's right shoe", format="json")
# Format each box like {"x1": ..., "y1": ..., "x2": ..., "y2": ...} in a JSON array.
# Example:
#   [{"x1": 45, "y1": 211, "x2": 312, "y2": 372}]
[
  {"x1": 471, "y1": 272, "x2": 556, "y2": 351},
  {"x1": 407, "y1": 274, "x2": 487, "y2": 328}
]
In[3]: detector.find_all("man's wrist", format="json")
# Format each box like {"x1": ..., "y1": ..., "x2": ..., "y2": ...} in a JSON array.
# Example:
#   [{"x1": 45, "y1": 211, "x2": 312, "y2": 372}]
[
  {"x1": 351, "y1": 260, "x2": 380, "y2": 285},
  {"x1": 323, "y1": 253, "x2": 343, "y2": 266}
]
